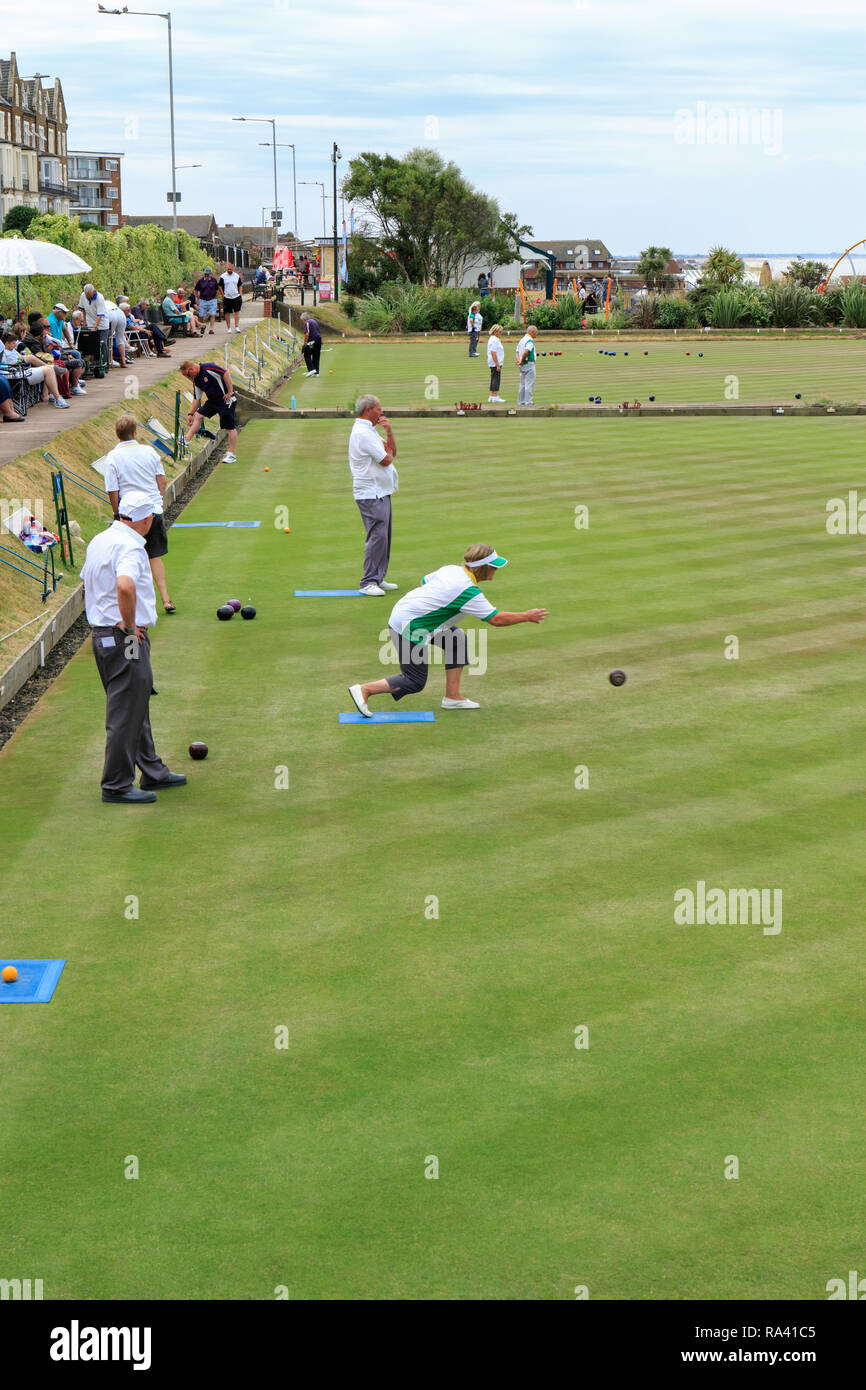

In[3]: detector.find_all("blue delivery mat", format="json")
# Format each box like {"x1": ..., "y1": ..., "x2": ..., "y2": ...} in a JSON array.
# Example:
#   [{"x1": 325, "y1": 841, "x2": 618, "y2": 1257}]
[
  {"x1": 339, "y1": 712, "x2": 435, "y2": 724},
  {"x1": 296, "y1": 589, "x2": 366, "y2": 597},
  {"x1": 172, "y1": 521, "x2": 261, "y2": 529},
  {"x1": 0, "y1": 959, "x2": 66, "y2": 1003}
]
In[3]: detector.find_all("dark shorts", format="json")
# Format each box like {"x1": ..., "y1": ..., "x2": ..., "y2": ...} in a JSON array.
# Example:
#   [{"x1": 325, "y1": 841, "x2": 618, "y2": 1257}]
[
  {"x1": 144, "y1": 511, "x2": 168, "y2": 559},
  {"x1": 222, "y1": 296, "x2": 243, "y2": 314},
  {"x1": 199, "y1": 396, "x2": 238, "y2": 431},
  {"x1": 386, "y1": 626, "x2": 469, "y2": 701}
]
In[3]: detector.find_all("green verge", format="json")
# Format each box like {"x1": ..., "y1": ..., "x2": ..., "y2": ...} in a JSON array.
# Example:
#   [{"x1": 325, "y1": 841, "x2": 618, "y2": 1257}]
[{"x1": 0, "y1": 415, "x2": 863, "y2": 1299}]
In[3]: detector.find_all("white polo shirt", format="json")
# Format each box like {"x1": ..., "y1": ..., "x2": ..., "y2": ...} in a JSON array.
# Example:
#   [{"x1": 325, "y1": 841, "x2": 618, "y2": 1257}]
[
  {"x1": 349, "y1": 417, "x2": 398, "y2": 499},
  {"x1": 103, "y1": 442, "x2": 165, "y2": 515},
  {"x1": 79, "y1": 291, "x2": 108, "y2": 328},
  {"x1": 487, "y1": 335, "x2": 504, "y2": 368},
  {"x1": 389, "y1": 565, "x2": 497, "y2": 645},
  {"x1": 467, "y1": 311, "x2": 482, "y2": 333},
  {"x1": 81, "y1": 521, "x2": 158, "y2": 628}
]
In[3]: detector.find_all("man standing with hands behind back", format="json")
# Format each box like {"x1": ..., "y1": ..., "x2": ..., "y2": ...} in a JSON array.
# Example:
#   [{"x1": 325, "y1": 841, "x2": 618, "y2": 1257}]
[
  {"x1": 349, "y1": 394, "x2": 399, "y2": 597},
  {"x1": 80, "y1": 491, "x2": 187, "y2": 804}
]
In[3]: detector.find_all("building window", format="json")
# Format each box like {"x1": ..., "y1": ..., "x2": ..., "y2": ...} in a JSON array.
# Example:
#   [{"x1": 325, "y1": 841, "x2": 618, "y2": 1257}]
[
  {"x1": 107, "y1": 185, "x2": 117, "y2": 198},
  {"x1": 107, "y1": 213, "x2": 119, "y2": 226},
  {"x1": 106, "y1": 159, "x2": 118, "y2": 171}
]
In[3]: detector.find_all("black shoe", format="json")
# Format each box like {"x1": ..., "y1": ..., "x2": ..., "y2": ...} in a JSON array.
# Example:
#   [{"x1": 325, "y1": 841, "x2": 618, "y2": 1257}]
[
  {"x1": 139, "y1": 771, "x2": 187, "y2": 790},
  {"x1": 102, "y1": 787, "x2": 157, "y2": 804}
]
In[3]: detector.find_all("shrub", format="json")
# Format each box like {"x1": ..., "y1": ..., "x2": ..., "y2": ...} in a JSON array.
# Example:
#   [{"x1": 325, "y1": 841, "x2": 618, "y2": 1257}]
[
  {"x1": 628, "y1": 295, "x2": 658, "y2": 329},
  {"x1": 764, "y1": 284, "x2": 818, "y2": 327},
  {"x1": 341, "y1": 294, "x2": 357, "y2": 320},
  {"x1": 814, "y1": 287, "x2": 845, "y2": 326},
  {"x1": 655, "y1": 297, "x2": 698, "y2": 329},
  {"x1": 839, "y1": 285, "x2": 866, "y2": 328}
]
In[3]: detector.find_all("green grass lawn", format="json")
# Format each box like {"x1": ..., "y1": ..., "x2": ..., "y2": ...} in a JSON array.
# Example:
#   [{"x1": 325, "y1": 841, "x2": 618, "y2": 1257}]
[
  {"x1": 287, "y1": 335, "x2": 866, "y2": 409},
  {"x1": 1, "y1": 409, "x2": 864, "y2": 1300}
]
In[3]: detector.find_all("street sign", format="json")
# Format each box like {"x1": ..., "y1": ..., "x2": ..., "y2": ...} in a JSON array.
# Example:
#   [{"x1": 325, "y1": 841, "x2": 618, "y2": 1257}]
[
  {"x1": 271, "y1": 209, "x2": 282, "y2": 221},
  {"x1": 166, "y1": 192, "x2": 181, "y2": 203}
]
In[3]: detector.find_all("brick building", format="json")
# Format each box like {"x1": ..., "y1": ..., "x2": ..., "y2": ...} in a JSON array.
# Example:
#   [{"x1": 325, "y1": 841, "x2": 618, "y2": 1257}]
[
  {"x1": 68, "y1": 151, "x2": 124, "y2": 228},
  {"x1": 0, "y1": 52, "x2": 70, "y2": 222}
]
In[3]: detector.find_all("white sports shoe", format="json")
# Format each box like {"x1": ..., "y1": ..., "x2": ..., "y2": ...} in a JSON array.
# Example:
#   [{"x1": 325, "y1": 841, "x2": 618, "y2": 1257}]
[
  {"x1": 53, "y1": 397, "x2": 70, "y2": 408},
  {"x1": 441, "y1": 697, "x2": 480, "y2": 710},
  {"x1": 360, "y1": 584, "x2": 386, "y2": 596},
  {"x1": 380, "y1": 581, "x2": 398, "y2": 590},
  {"x1": 223, "y1": 452, "x2": 237, "y2": 463},
  {"x1": 73, "y1": 384, "x2": 87, "y2": 395},
  {"x1": 492, "y1": 396, "x2": 506, "y2": 402},
  {"x1": 348, "y1": 684, "x2": 372, "y2": 717}
]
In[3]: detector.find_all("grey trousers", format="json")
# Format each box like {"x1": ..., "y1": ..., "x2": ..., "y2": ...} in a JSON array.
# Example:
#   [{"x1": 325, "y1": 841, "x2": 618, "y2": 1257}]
[
  {"x1": 91, "y1": 627, "x2": 169, "y2": 792},
  {"x1": 386, "y1": 626, "x2": 469, "y2": 700},
  {"x1": 356, "y1": 495, "x2": 392, "y2": 588},
  {"x1": 518, "y1": 363, "x2": 536, "y2": 405},
  {"x1": 468, "y1": 330, "x2": 480, "y2": 356}
]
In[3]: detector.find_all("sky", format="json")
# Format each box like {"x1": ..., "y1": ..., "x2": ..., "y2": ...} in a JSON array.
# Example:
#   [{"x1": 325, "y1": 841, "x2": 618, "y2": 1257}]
[{"x1": 5, "y1": 0, "x2": 866, "y2": 254}]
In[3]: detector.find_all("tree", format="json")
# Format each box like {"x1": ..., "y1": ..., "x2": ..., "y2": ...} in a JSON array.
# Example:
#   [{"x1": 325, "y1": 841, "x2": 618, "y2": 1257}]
[
  {"x1": 637, "y1": 245, "x2": 673, "y2": 292},
  {"x1": 342, "y1": 148, "x2": 528, "y2": 285},
  {"x1": 2, "y1": 204, "x2": 39, "y2": 235},
  {"x1": 702, "y1": 246, "x2": 745, "y2": 284},
  {"x1": 785, "y1": 258, "x2": 829, "y2": 290}
]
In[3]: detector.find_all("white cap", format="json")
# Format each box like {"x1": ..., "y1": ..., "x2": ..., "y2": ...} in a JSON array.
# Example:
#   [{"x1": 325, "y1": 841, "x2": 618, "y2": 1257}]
[{"x1": 118, "y1": 490, "x2": 155, "y2": 523}]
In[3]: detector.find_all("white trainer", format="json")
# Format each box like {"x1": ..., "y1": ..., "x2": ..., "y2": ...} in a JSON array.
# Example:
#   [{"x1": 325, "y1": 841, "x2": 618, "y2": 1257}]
[
  {"x1": 73, "y1": 384, "x2": 87, "y2": 395},
  {"x1": 441, "y1": 697, "x2": 480, "y2": 710},
  {"x1": 223, "y1": 452, "x2": 237, "y2": 463},
  {"x1": 360, "y1": 584, "x2": 385, "y2": 596},
  {"x1": 348, "y1": 683, "x2": 372, "y2": 717},
  {"x1": 380, "y1": 581, "x2": 398, "y2": 590}
]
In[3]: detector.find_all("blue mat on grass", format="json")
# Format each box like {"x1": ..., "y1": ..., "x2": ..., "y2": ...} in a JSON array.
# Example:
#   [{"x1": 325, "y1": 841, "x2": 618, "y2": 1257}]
[
  {"x1": 296, "y1": 589, "x2": 366, "y2": 597},
  {"x1": 173, "y1": 521, "x2": 261, "y2": 529},
  {"x1": 339, "y1": 712, "x2": 435, "y2": 724},
  {"x1": 0, "y1": 959, "x2": 66, "y2": 1003}
]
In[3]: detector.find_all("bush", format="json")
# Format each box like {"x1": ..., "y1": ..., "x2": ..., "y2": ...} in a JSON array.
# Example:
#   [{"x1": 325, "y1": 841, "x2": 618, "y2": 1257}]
[
  {"x1": 685, "y1": 284, "x2": 720, "y2": 326},
  {"x1": 764, "y1": 284, "x2": 818, "y2": 327},
  {"x1": 341, "y1": 294, "x2": 357, "y2": 320},
  {"x1": 628, "y1": 295, "x2": 658, "y2": 329},
  {"x1": 814, "y1": 287, "x2": 845, "y2": 326},
  {"x1": 353, "y1": 282, "x2": 515, "y2": 333},
  {"x1": 0, "y1": 213, "x2": 208, "y2": 323},
  {"x1": 839, "y1": 285, "x2": 866, "y2": 328},
  {"x1": 655, "y1": 297, "x2": 698, "y2": 329},
  {"x1": 3, "y1": 204, "x2": 39, "y2": 234}
]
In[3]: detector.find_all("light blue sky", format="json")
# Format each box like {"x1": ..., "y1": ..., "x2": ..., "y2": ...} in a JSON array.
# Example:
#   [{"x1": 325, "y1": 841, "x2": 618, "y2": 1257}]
[{"x1": 8, "y1": 0, "x2": 865, "y2": 252}]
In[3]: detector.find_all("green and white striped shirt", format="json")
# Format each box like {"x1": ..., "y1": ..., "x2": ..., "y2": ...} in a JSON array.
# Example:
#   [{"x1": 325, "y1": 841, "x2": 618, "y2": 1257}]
[{"x1": 389, "y1": 565, "x2": 498, "y2": 645}]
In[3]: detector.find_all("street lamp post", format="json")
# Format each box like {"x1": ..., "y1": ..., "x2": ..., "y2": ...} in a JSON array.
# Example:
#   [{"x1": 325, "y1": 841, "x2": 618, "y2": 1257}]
[
  {"x1": 234, "y1": 116, "x2": 279, "y2": 259},
  {"x1": 98, "y1": 6, "x2": 179, "y2": 254},
  {"x1": 260, "y1": 142, "x2": 297, "y2": 243},
  {"x1": 331, "y1": 143, "x2": 341, "y2": 302}
]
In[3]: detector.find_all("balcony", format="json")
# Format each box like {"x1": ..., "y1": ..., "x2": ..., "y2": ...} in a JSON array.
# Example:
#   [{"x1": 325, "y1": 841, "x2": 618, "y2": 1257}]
[
  {"x1": 70, "y1": 197, "x2": 112, "y2": 211},
  {"x1": 68, "y1": 171, "x2": 111, "y2": 184},
  {"x1": 39, "y1": 177, "x2": 68, "y2": 197}
]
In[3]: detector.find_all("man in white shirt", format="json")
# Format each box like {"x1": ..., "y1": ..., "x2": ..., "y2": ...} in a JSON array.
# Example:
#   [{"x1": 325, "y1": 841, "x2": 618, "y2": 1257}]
[
  {"x1": 349, "y1": 394, "x2": 399, "y2": 596},
  {"x1": 348, "y1": 543, "x2": 548, "y2": 714},
  {"x1": 515, "y1": 326, "x2": 538, "y2": 406},
  {"x1": 78, "y1": 283, "x2": 110, "y2": 369},
  {"x1": 81, "y1": 490, "x2": 186, "y2": 804},
  {"x1": 218, "y1": 263, "x2": 243, "y2": 333},
  {"x1": 103, "y1": 416, "x2": 175, "y2": 614}
]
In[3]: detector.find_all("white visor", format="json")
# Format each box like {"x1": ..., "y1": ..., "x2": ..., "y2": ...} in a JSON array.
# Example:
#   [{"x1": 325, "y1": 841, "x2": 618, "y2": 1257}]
[{"x1": 465, "y1": 550, "x2": 507, "y2": 569}]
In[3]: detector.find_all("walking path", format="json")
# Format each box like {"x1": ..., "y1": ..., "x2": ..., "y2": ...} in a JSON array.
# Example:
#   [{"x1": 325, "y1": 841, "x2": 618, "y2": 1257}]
[{"x1": 0, "y1": 300, "x2": 264, "y2": 470}]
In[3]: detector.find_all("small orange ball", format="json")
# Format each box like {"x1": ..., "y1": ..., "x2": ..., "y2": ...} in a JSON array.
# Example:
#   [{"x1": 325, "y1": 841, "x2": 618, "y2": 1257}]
[
  {"x1": 264, "y1": 466, "x2": 269, "y2": 471},
  {"x1": 283, "y1": 527, "x2": 291, "y2": 533},
  {"x1": 2, "y1": 966, "x2": 18, "y2": 983}
]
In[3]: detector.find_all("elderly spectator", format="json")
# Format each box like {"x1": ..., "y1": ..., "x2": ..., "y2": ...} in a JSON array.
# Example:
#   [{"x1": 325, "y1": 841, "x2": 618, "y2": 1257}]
[
  {"x1": 349, "y1": 394, "x2": 399, "y2": 596},
  {"x1": 1, "y1": 330, "x2": 69, "y2": 408},
  {"x1": 161, "y1": 289, "x2": 199, "y2": 338},
  {"x1": 79, "y1": 283, "x2": 111, "y2": 368},
  {"x1": 80, "y1": 488, "x2": 186, "y2": 804},
  {"x1": 466, "y1": 300, "x2": 482, "y2": 357},
  {"x1": 194, "y1": 267, "x2": 220, "y2": 334},
  {"x1": 515, "y1": 324, "x2": 538, "y2": 407},
  {"x1": 106, "y1": 300, "x2": 131, "y2": 368},
  {"x1": 24, "y1": 312, "x2": 86, "y2": 395},
  {"x1": 119, "y1": 301, "x2": 172, "y2": 359},
  {"x1": 0, "y1": 373, "x2": 25, "y2": 422},
  {"x1": 47, "y1": 304, "x2": 86, "y2": 386}
]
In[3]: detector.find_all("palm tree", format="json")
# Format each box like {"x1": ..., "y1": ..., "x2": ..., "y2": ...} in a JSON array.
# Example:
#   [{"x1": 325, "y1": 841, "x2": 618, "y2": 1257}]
[
  {"x1": 637, "y1": 245, "x2": 674, "y2": 292},
  {"x1": 703, "y1": 246, "x2": 745, "y2": 284}
]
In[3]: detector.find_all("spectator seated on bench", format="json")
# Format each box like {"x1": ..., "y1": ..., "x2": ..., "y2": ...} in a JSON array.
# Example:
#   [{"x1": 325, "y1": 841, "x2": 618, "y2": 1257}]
[{"x1": 161, "y1": 290, "x2": 202, "y2": 338}]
